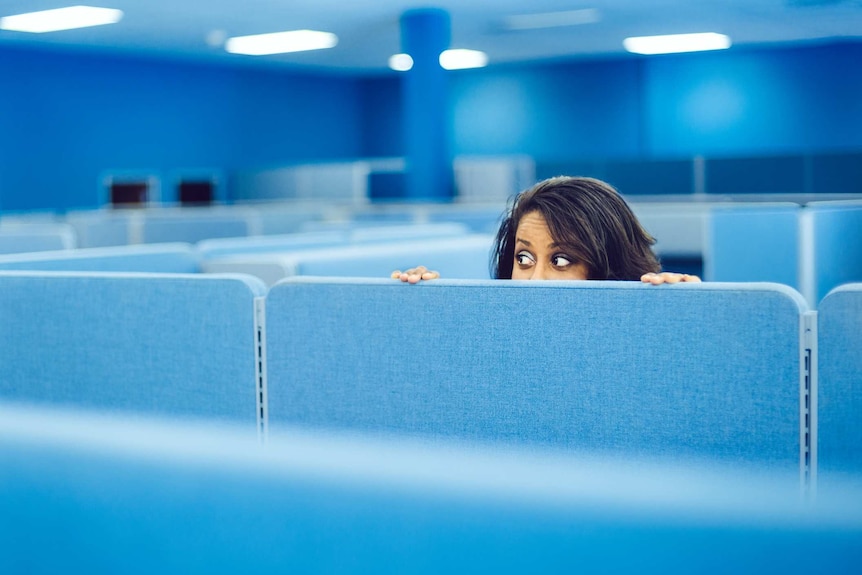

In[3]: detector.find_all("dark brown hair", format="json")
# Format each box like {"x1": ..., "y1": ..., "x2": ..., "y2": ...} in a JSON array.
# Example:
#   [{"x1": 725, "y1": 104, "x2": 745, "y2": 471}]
[{"x1": 491, "y1": 176, "x2": 661, "y2": 280}]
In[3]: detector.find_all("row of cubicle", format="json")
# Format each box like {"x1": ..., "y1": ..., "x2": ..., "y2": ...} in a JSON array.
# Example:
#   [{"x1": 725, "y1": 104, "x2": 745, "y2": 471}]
[
  {"x1": 2, "y1": 271, "x2": 862, "y2": 570},
  {"x1": 1, "y1": 195, "x2": 861, "y2": 304},
  {"x1": 1, "y1": 195, "x2": 862, "y2": 571}
]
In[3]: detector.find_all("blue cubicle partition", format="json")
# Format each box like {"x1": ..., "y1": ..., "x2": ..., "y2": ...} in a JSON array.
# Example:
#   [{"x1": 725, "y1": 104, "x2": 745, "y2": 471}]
[
  {"x1": 0, "y1": 243, "x2": 201, "y2": 273},
  {"x1": 818, "y1": 284, "x2": 862, "y2": 489},
  {"x1": 65, "y1": 211, "x2": 135, "y2": 247},
  {"x1": 426, "y1": 207, "x2": 504, "y2": 234},
  {"x1": 807, "y1": 201, "x2": 862, "y2": 304},
  {"x1": 705, "y1": 204, "x2": 801, "y2": 288},
  {"x1": 0, "y1": 272, "x2": 265, "y2": 426},
  {"x1": 197, "y1": 224, "x2": 472, "y2": 260},
  {"x1": 141, "y1": 211, "x2": 258, "y2": 243},
  {"x1": 265, "y1": 279, "x2": 811, "y2": 476},
  {"x1": 197, "y1": 230, "x2": 349, "y2": 259},
  {"x1": 0, "y1": 224, "x2": 76, "y2": 254},
  {"x1": 2, "y1": 402, "x2": 861, "y2": 574},
  {"x1": 67, "y1": 207, "x2": 263, "y2": 247},
  {"x1": 203, "y1": 235, "x2": 494, "y2": 286}
]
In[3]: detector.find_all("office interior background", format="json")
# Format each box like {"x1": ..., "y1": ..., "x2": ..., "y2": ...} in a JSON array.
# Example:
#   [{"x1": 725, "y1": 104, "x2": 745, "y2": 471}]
[
  {"x1": 3, "y1": 2, "x2": 862, "y2": 571},
  {"x1": 0, "y1": 0, "x2": 860, "y2": 211}
]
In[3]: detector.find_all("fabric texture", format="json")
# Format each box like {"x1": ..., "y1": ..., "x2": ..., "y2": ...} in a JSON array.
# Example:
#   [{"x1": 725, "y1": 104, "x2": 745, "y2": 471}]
[
  {"x1": 266, "y1": 278, "x2": 806, "y2": 471},
  {"x1": 818, "y1": 284, "x2": 862, "y2": 484},
  {"x1": 0, "y1": 272, "x2": 265, "y2": 423}
]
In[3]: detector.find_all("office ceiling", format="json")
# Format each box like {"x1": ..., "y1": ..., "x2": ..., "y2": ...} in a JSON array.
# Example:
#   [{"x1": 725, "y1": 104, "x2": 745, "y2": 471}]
[{"x1": 0, "y1": 0, "x2": 861, "y2": 73}]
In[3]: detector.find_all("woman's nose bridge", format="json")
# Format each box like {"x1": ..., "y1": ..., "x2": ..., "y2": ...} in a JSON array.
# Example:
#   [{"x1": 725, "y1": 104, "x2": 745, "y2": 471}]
[{"x1": 530, "y1": 260, "x2": 550, "y2": 280}]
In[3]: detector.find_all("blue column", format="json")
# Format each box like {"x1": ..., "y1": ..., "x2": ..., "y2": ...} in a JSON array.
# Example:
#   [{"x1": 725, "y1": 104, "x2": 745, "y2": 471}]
[{"x1": 400, "y1": 8, "x2": 453, "y2": 201}]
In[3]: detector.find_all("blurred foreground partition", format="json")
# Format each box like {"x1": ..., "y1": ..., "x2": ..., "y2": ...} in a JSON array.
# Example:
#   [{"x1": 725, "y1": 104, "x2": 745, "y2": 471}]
[{"x1": 1, "y1": 401, "x2": 861, "y2": 574}]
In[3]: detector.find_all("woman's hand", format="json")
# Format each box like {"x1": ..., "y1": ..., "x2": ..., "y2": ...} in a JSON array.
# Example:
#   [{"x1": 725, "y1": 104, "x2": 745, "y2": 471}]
[
  {"x1": 640, "y1": 272, "x2": 702, "y2": 285},
  {"x1": 391, "y1": 266, "x2": 440, "y2": 284}
]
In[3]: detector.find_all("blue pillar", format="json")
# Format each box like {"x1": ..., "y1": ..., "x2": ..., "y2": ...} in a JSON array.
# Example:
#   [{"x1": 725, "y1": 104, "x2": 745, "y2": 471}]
[{"x1": 400, "y1": 8, "x2": 453, "y2": 201}]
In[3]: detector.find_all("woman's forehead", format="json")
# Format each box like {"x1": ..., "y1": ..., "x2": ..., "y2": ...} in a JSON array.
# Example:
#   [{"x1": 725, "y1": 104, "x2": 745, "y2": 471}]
[
  {"x1": 514, "y1": 211, "x2": 550, "y2": 237},
  {"x1": 515, "y1": 210, "x2": 586, "y2": 249}
]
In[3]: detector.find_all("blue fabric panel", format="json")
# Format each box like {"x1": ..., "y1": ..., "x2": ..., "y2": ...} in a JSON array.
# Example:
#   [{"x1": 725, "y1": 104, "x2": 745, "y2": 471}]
[
  {"x1": 266, "y1": 279, "x2": 806, "y2": 470},
  {"x1": 2, "y1": 403, "x2": 861, "y2": 574},
  {"x1": 299, "y1": 219, "x2": 425, "y2": 234},
  {"x1": 66, "y1": 213, "x2": 133, "y2": 247},
  {"x1": 810, "y1": 203, "x2": 862, "y2": 303},
  {"x1": 349, "y1": 223, "x2": 469, "y2": 242},
  {"x1": 197, "y1": 231, "x2": 348, "y2": 259},
  {"x1": 255, "y1": 209, "x2": 324, "y2": 235},
  {"x1": 76, "y1": 219, "x2": 131, "y2": 248},
  {"x1": 706, "y1": 205, "x2": 800, "y2": 286},
  {"x1": 142, "y1": 215, "x2": 251, "y2": 243},
  {"x1": 0, "y1": 229, "x2": 75, "y2": 254},
  {"x1": 289, "y1": 236, "x2": 493, "y2": 279},
  {"x1": 818, "y1": 284, "x2": 862, "y2": 484},
  {"x1": 0, "y1": 243, "x2": 201, "y2": 273},
  {"x1": 426, "y1": 209, "x2": 504, "y2": 234},
  {"x1": 351, "y1": 212, "x2": 420, "y2": 224},
  {"x1": 242, "y1": 224, "x2": 469, "y2": 249},
  {"x1": 0, "y1": 272, "x2": 265, "y2": 423}
]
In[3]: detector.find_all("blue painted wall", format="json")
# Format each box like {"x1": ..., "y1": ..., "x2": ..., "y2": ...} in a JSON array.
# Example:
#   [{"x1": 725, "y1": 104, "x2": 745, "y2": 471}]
[
  {"x1": 1, "y1": 41, "x2": 860, "y2": 210},
  {"x1": 450, "y1": 58, "x2": 644, "y2": 160},
  {"x1": 643, "y1": 43, "x2": 862, "y2": 157},
  {"x1": 359, "y1": 76, "x2": 402, "y2": 158},
  {"x1": 448, "y1": 42, "x2": 862, "y2": 162},
  {"x1": 0, "y1": 46, "x2": 363, "y2": 211}
]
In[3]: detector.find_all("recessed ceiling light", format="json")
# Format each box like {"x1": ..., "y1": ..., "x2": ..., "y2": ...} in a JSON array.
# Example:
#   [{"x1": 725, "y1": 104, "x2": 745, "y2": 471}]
[
  {"x1": 439, "y1": 49, "x2": 488, "y2": 70},
  {"x1": 0, "y1": 6, "x2": 123, "y2": 33},
  {"x1": 389, "y1": 49, "x2": 488, "y2": 71},
  {"x1": 225, "y1": 29, "x2": 338, "y2": 56},
  {"x1": 503, "y1": 9, "x2": 600, "y2": 31},
  {"x1": 623, "y1": 32, "x2": 731, "y2": 55},
  {"x1": 388, "y1": 53, "x2": 414, "y2": 72}
]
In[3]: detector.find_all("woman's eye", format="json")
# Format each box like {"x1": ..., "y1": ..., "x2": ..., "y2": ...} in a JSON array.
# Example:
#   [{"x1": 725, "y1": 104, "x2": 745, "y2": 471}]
[
  {"x1": 516, "y1": 252, "x2": 535, "y2": 266},
  {"x1": 552, "y1": 255, "x2": 572, "y2": 268}
]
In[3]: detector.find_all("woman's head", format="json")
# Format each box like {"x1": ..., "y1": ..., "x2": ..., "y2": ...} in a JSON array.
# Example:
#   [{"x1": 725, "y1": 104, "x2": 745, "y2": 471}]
[{"x1": 491, "y1": 176, "x2": 661, "y2": 280}]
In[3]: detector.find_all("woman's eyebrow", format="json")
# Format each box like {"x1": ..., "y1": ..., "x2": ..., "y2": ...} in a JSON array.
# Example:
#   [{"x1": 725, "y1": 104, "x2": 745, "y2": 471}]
[{"x1": 516, "y1": 238, "x2": 562, "y2": 249}]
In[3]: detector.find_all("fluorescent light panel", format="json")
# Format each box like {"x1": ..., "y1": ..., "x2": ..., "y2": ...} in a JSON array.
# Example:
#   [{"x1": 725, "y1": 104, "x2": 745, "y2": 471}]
[
  {"x1": 225, "y1": 29, "x2": 337, "y2": 56},
  {"x1": 503, "y1": 9, "x2": 600, "y2": 31},
  {"x1": 0, "y1": 5, "x2": 123, "y2": 33},
  {"x1": 439, "y1": 49, "x2": 487, "y2": 70},
  {"x1": 623, "y1": 32, "x2": 731, "y2": 55}
]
